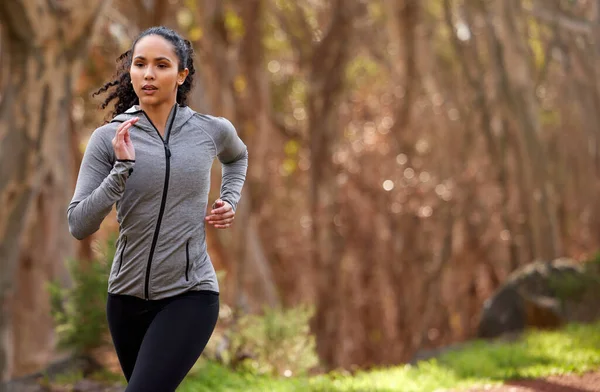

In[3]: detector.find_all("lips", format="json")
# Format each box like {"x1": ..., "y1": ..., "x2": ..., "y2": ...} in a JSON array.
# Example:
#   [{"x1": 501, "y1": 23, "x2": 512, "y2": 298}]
[{"x1": 141, "y1": 84, "x2": 158, "y2": 95}]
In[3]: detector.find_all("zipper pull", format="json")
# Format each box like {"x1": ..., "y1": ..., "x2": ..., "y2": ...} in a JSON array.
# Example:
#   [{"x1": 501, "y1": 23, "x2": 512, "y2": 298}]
[{"x1": 164, "y1": 143, "x2": 171, "y2": 158}]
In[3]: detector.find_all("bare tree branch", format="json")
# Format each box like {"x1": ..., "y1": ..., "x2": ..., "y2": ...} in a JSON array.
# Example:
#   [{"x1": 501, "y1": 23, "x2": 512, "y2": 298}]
[
  {"x1": 270, "y1": 114, "x2": 307, "y2": 143},
  {"x1": 272, "y1": 1, "x2": 311, "y2": 66},
  {"x1": 132, "y1": 0, "x2": 150, "y2": 28},
  {"x1": 523, "y1": 2, "x2": 592, "y2": 35}
]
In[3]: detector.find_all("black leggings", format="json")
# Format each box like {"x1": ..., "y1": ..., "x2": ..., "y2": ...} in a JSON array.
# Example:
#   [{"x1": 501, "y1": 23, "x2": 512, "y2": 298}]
[{"x1": 106, "y1": 290, "x2": 219, "y2": 392}]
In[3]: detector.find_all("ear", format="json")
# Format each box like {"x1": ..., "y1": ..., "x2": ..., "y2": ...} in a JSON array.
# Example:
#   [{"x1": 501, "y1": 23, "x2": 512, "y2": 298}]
[{"x1": 177, "y1": 68, "x2": 189, "y2": 86}]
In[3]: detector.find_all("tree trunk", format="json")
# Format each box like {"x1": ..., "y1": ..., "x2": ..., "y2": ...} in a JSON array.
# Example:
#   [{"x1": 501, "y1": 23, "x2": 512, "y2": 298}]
[
  {"x1": 192, "y1": 0, "x2": 280, "y2": 311},
  {"x1": 232, "y1": 0, "x2": 281, "y2": 310},
  {"x1": 482, "y1": 0, "x2": 562, "y2": 261},
  {"x1": 0, "y1": 0, "x2": 108, "y2": 380},
  {"x1": 307, "y1": 0, "x2": 362, "y2": 369},
  {"x1": 443, "y1": 0, "x2": 521, "y2": 270},
  {"x1": 131, "y1": 0, "x2": 169, "y2": 30}
]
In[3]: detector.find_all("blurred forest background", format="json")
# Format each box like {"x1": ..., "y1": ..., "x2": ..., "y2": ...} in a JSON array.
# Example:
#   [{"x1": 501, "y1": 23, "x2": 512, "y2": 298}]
[{"x1": 1, "y1": 0, "x2": 600, "y2": 384}]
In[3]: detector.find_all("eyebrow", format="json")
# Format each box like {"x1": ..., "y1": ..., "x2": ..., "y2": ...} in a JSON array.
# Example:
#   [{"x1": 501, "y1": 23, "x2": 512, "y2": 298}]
[{"x1": 133, "y1": 56, "x2": 173, "y2": 63}]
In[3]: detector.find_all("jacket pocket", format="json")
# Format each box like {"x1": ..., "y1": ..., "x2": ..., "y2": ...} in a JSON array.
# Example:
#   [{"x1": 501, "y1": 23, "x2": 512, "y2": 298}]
[
  {"x1": 185, "y1": 239, "x2": 190, "y2": 282},
  {"x1": 116, "y1": 236, "x2": 127, "y2": 276}
]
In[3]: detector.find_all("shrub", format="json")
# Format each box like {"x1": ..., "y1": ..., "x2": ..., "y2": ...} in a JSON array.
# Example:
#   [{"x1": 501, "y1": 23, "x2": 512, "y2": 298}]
[
  {"x1": 216, "y1": 304, "x2": 319, "y2": 377},
  {"x1": 48, "y1": 235, "x2": 116, "y2": 354}
]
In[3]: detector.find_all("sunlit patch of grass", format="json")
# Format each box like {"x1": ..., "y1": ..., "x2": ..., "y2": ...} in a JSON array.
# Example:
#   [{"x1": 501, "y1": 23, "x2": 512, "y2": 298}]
[{"x1": 180, "y1": 321, "x2": 600, "y2": 392}]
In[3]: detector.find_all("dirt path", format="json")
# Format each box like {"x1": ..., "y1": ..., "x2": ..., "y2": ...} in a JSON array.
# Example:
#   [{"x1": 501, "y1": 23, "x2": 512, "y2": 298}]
[{"x1": 463, "y1": 370, "x2": 600, "y2": 392}]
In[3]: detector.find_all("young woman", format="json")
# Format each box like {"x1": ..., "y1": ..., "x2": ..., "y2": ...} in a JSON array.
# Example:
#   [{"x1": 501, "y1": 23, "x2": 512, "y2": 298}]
[{"x1": 67, "y1": 26, "x2": 248, "y2": 391}]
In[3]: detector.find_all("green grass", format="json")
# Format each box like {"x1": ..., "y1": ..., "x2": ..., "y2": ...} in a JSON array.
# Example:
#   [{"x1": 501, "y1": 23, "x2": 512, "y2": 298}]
[{"x1": 178, "y1": 321, "x2": 600, "y2": 392}]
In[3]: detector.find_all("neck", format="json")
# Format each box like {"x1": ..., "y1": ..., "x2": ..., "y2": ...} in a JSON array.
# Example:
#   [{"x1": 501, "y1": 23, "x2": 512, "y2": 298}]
[{"x1": 140, "y1": 100, "x2": 177, "y2": 136}]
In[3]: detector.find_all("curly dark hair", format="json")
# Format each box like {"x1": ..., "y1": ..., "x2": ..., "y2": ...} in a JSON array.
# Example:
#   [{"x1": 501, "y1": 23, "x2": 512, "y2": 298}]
[{"x1": 93, "y1": 26, "x2": 196, "y2": 118}]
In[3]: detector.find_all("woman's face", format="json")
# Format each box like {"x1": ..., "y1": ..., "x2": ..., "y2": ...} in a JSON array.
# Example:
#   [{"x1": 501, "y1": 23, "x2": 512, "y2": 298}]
[{"x1": 130, "y1": 35, "x2": 188, "y2": 108}]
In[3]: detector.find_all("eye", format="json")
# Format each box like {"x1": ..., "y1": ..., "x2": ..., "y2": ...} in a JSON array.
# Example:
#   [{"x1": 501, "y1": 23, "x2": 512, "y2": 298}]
[
  {"x1": 134, "y1": 63, "x2": 144, "y2": 67},
  {"x1": 157, "y1": 63, "x2": 168, "y2": 68}
]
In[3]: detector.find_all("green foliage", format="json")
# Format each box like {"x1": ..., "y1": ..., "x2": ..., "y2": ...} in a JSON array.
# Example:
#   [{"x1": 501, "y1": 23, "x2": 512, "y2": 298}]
[
  {"x1": 527, "y1": 19, "x2": 546, "y2": 72},
  {"x1": 181, "y1": 321, "x2": 600, "y2": 391},
  {"x1": 345, "y1": 55, "x2": 381, "y2": 89},
  {"x1": 49, "y1": 370, "x2": 85, "y2": 385},
  {"x1": 546, "y1": 258, "x2": 600, "y2": 301},
  {"x1": 39, "y1": 368, "x2": 126, "y2": 390},
  {"x1": 281, "y1": 140, "x2": 301, "y2": 176},
  {"x1": 588, "y1": 252, "x2": 600, "y2": 266},
  {"x1": 224, "y1": 7, "x2": 245, "y2": 41},
  {"x1": 540, "y1": 109, "x2": 561, "y2": 126},
  {"x1": 426, "y1": 0, "x2": 445, "y2": 20},
  {"x1": 48, "y1": 236, "x2": 116, "y2": 353},
  {"x1": 219, "y1": 305, "x2": 319, "y2": 377},
  {"x1": 547, "y1": 272, "x2": 591, "y2": 300}
]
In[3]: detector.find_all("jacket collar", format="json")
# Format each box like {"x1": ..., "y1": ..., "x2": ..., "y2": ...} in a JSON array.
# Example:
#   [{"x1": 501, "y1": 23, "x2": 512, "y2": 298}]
[{"x1": 111, "y1": 104, "x2": 196, "y2": 138}]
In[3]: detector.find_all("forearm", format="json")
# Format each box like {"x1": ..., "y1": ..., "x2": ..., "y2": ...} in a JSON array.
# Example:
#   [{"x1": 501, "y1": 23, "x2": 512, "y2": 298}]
[
  {"x1": 219, "y1": 149, "x2": 248, "y2": 212},
  {"x1": 67, "y1": 160, "x2": 134, "y2": 239}
]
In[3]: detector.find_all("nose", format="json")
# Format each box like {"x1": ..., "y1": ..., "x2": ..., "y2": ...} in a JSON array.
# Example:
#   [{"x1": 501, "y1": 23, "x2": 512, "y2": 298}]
[{"x1": 144, "y1": 67, "x2": 155, "y2": 80}]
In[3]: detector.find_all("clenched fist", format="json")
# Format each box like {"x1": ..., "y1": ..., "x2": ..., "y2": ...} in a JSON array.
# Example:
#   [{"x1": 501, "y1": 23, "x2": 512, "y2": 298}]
[
  {"x1": 205, "y1": 199, "x2": 235, "y2": 229},
  {"x1": 112, "y1": 117, "x2": 138, "y2": 160}
]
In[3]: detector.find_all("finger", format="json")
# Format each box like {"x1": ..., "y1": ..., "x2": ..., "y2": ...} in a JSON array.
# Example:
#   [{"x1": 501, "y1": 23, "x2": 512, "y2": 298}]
[
  {"x1": 113, "y1": 119, "x2": 136, "y2": 146},
  {"x1": 208, "y1": 216, "x2": 233, "y2": 226},
  {"x1": 125, "y1": 117, "x2": 139, "y2": 125},
  {"x1": 124, "y1": 118, "x2": 139, "y2": 137},
  {"x1": 118, "y1": 117, "x2": 138, "y2": 133},
  {"x1": 116, "y1": 121, "x2": 126, "y2": 133},
  {"x1": 214, "y1": 223, "x2": 231, "y2": 229},
  {"x1": 219, "y1": 218, "x2": 235, "y2": 225},
  {"x1": 209, "y1": 210, "x2": 235, "y2": 219},
  {"x1": 208, "y1": 217, "x2": 234, "y2": 225},
  {"x1": 118, "y1": 123, "x2": 131, "y2": 145},
  {"x1": 117, "y1": 118, "x2": 135, "y2": 131},
  {"x1": 218, "y1": 211, "x2": 235, "y2": 219},
  {"x1": 210, "y1": 205, "x2": 232, "y2": 215},
  {"x1": 113, "y1": 126, "x2": 124, "y2": 144},
  {"x1": 205, "y1": 212, "x2": 234, "y2": 223},
  {"x1": 115, "y1": 126, "x2": 124, "y2": 146},
  {"x1": 123, "y1": 128, "x2": 131, "y2": 144}
]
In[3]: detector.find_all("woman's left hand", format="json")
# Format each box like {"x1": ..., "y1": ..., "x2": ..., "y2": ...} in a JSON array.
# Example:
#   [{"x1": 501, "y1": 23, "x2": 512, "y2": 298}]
[{"x1": 206, "y1": 199, "x2": 235, "y2": 229}]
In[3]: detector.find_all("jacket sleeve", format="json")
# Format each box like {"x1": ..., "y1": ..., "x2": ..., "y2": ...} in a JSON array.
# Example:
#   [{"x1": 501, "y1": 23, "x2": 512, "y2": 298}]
[
  {"x1": 215, "y1": 118, "x2": 248, "y2": 212},
  {"x1": 67, "y1": 127, "x2": 135, "y2": 240}
]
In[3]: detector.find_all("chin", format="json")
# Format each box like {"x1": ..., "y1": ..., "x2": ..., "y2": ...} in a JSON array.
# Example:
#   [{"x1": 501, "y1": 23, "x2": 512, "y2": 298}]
[{"x1": 139, "y1": 96, "x2": 161, "y2": 106}]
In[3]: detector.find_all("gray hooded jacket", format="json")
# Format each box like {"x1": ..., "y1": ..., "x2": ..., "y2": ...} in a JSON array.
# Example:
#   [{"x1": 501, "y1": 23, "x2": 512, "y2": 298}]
[{"x1": 67, "y1": 104, "x2": 247, "y2": 300}]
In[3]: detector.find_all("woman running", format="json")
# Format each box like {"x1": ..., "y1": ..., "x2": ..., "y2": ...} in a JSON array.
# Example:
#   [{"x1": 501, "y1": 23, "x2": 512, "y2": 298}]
[{"x1": 67, "y1": 26, "x2": 248, "y2": 391}]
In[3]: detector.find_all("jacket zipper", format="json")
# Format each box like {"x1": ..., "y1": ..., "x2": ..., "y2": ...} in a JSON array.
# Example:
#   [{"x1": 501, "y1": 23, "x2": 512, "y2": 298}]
[
  {"x1": 142, "y1": 104, "x2": 177, "y2": 300},
  {"x1": 185, "y1": 239, "x2": 190, "y2": 282},
  {"x1": 116, "y1": 236, "x2": 127, "y2": 276}
]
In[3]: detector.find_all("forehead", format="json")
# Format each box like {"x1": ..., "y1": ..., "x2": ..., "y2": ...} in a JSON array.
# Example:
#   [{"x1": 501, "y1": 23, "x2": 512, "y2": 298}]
[{"x1": 132, "y1": 35, "x2": 177, "y2": 59}]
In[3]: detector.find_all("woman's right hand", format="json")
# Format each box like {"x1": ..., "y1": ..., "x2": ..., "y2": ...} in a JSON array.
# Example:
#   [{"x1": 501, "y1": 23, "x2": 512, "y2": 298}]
[{"x1": 112, "y1": 117, "x2": 138, "y2": 160}]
